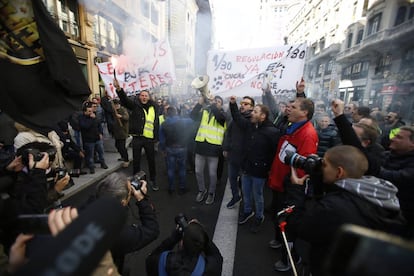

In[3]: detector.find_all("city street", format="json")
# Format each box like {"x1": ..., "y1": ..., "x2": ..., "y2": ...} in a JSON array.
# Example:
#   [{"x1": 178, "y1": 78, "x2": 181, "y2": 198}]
[{"x1": 61, "y1": 141, "x2": 299, "y2": 275}]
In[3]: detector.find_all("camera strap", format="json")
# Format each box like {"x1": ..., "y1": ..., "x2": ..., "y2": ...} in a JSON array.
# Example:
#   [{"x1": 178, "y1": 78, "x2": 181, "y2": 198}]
[{"x1": 158, "y1": 250, "x2": 206, "y2": 276}]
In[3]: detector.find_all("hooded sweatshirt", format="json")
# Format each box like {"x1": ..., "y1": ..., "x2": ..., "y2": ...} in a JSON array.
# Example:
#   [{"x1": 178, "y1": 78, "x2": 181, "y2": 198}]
[{"x1": 287, "y1": 176, "x2": 405, "y2": 276}]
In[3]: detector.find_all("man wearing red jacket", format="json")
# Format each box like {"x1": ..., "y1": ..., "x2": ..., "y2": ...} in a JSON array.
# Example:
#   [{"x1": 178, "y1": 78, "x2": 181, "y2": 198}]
[{"x1": 267, "y1": 97, "x2": 319, "y2": 272}]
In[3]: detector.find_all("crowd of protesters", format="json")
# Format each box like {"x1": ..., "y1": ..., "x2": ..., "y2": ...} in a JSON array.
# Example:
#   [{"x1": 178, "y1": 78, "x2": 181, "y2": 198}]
[{"x1": 1, "y1": 76, "x2": 414, "y2": 275}]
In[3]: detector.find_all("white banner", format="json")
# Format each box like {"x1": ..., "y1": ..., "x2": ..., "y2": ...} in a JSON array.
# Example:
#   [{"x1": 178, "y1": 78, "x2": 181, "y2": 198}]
[
  {"x1": 96, "y1": 39, "x2": 176, "y2": 98},
  {"x1": 206, "y1": 43, "x2": 307, "y2": 99}
]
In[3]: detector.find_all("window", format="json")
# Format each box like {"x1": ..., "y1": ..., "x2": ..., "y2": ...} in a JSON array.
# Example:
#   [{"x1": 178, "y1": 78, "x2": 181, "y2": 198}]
[
  {"x1": 352, "y1": 63, "x2": 361, "y2": 74},
  {"x1": 151, "y1": 3, "x2": 159, "y2": 25},
  {"x1": 367, "y1": 13, "x2": 381, "y2": 36},
  {"x1": 347, "y1": 32, "x2": 353, "y2": 48},
  {"x1": 141, "y1": 0, "x2": 150, "y2": 18},
  {"x1": 94, "y1": 15, "x2": 121, "y2": 53},
  {"x1": 325, "y1": 60, "x2": 333, "y2": 74},
  {"x1": 409, "y1": 5, "x2": 414, "y2": 19},
  {"x1": 356, "y1": 29, "x2": 363, "y2": 44},
  {"x1": 395, "y1": 6, "x2": 406, "y2": 26},
  {"x1": 42, "y1": 0, "x2": 80, "y2": 39}
]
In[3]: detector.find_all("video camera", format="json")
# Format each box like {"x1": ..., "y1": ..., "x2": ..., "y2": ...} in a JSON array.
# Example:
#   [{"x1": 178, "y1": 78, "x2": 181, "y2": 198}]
[
  {"x1": 284, "y1": 150, "x2": 323, "y2": 174},
  {"x1": 129, "y1": 170, "x2": 146, "y2": 191}
]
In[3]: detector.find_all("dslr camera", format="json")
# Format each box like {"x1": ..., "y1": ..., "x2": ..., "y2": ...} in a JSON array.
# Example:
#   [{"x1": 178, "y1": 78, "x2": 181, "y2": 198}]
[
  {"x1": 284, "y1": 150, "x2": 323, "y2": 174},
  {"x1": 16, "y1": 142, "x2": 57, "y2": 166},
  {"x1": 55, "y1": 168, "x2": 81, "y2": 180},
  {"x1": 175, "y1": 213, "x2": 188, "y2": 234},
  {"x1": 129, "y1": 170, "x2": 146, "y2": 190}
]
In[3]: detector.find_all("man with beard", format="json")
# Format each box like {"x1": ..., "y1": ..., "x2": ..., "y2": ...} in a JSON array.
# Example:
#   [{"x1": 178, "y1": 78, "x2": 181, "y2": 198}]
[{"x1": 222, "y1": 96, "x2": 255, "y2": 209}]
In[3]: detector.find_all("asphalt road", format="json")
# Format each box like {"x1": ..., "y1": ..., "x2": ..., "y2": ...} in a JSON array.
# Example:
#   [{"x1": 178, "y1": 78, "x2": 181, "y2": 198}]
[{"x1": 63, "y1": 150, "x2": 307, "y2": 276}]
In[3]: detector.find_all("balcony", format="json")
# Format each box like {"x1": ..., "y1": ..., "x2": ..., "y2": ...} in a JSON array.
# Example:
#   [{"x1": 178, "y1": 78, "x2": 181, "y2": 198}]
[{"x1": 307, "y1": 43, "x2": 341, "y2": 63}]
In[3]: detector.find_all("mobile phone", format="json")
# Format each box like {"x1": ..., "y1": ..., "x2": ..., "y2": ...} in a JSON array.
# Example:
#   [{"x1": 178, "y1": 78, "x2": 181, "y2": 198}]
[{"x1": 17, "y1": 214, "x2": 50, "y2": 235}]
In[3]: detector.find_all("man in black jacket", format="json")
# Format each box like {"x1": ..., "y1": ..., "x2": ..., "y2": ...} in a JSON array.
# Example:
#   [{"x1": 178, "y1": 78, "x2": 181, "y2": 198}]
[
  {"x1": 229, "y1": 96, "x2": 280, "y2": 233},
  {"x1": 222, "y1": 96, "x2": 254, "y2": 209},
  {"x1": 114, "y1": 79, "x2": 160, "y2": 191},
  {"x1": 378, "y1": 125, "x2": 414, "y2": 237},
  {"x1": 288, "y1": 145, "x2": 405, "y2": 276}
]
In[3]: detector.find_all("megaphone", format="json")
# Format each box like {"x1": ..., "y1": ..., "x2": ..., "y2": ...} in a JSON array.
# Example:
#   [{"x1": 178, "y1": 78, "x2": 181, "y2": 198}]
[{"x1": 191, "y1": 75, "x2": 213, "y2": 101}]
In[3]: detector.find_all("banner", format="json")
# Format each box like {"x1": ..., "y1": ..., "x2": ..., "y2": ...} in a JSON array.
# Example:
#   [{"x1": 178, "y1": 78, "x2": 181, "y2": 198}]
[
  {"x1": 96, "y1": 39, "x2": 176, "y2": 98},
  {"x1": 206, "y1": 43, "x2": 307, "y2": 99},
  {"x1": 0, "y1": 0, "x2": 90, "y2": 134}
]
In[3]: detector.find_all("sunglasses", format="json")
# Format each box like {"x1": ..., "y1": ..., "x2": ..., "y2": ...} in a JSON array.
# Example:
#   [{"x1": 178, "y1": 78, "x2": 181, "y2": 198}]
[{"x1": 240, "y1": 101, "x2": 252, "y2": 106}]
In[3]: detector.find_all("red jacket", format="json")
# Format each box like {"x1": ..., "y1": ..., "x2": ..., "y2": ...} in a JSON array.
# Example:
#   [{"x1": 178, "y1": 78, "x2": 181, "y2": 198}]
[{"x1": 268, "y1": 121, "x2": 318, "y2": 192}]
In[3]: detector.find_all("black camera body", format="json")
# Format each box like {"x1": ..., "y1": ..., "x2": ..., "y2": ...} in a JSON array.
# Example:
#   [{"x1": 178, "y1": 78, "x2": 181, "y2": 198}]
[
  {"x1": 55, "y1": 168, "x2": 81, "y2": 180},
  {"x1": 129, "y1": 170, "x2": 146, "y2": 190},
  {"x1": 17, "y1": 142, "x2": 57, "y2": 166},
  {"x1": 284, "y1": 150, "x2": 323, "y2": 174},
  {"x1": 175, "y1": 213, "x2": 188, "y2": 234}
]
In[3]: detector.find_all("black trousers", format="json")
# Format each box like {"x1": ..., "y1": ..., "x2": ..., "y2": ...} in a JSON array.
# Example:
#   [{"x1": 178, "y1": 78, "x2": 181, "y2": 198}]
[
  {"x1": 115, "y1": 138, "x2": 128, "y2": 162},
  {"x1": 132, "y1": 136, "x2": 156, "y2": 181}
]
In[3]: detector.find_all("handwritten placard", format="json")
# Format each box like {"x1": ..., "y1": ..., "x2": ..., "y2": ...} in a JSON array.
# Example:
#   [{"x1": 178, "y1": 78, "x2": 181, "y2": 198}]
[{"x1": 207, "y1": 43, "x2": 307, "y2": 98}]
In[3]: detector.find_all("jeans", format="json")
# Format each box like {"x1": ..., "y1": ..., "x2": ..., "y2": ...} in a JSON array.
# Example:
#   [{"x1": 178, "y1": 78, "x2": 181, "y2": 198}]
[
  {"x1": 228, "y1": 161, "x2": 241, "y2": 200},
  {"x1": 241, "y1": 173, "x2": 265, "y2": 219},
  {"x1": 132, "y1": 136, "x2": 156, "y2": 180},
  {"x1": 195, "y1": 154, "x2": 218, "y2": 194},
  {"x1": 83, "y1": 139, "x2": 105, "y2": 168},
  {"x1": 166, "y1": 147, "x2": 187, "y2": 190}
]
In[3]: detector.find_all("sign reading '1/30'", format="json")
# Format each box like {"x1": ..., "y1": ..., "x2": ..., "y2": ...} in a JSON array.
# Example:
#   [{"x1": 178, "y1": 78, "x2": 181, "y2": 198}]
[{"x1": 207, "y1": 43, "x2": 307, "y2": 97}]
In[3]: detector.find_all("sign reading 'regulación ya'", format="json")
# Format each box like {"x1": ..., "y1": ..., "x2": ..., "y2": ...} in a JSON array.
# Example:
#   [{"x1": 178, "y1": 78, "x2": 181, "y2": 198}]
[
  {"x1": 96, "y1": 39, "x2": 176, "y2": 98},
  {"x1": 207, "y1": 43, "x2": 307, "y2": 98}
]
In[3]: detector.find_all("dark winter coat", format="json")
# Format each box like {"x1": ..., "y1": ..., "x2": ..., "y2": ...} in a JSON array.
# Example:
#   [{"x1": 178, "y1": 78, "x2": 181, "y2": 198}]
[
  {"x1": 229, "y1": 102, "x2": 280, "y2": 178},
  {"x1": 116, "y1": 88, "x2": 159, "y2": 140},
  {"x1": 287, "y1": 177, "x2": 405, "y2": 276},
  {"x1": 333, "y1": 114, "x2": 383, "y2": 176},
  {"x1": 379, "y1": 150, "x2": 414, "y2": 226},
  {"x1": 79, "y1": 114, "x2": 103, "y2": 143},
  {"x1": 316, "y1": 124, "x2": 341, "y2": 157},
  {"x1": 222, "y1": 109, "x2": 252, "y2": 166}
]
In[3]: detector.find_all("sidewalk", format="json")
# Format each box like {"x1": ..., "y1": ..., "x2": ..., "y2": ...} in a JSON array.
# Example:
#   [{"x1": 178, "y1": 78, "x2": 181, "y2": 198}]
[{"x1": 60, "y1": 137, "x2": 132, "y2": 201}]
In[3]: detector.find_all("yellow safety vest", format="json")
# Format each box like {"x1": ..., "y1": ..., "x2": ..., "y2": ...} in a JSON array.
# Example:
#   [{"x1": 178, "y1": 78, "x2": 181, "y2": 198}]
[
  {"x1": 389, "y1": 127, "x2": 400, "y2": 139},
  {"x1": 195, "y1": 110, "x2": 226, "y2": 145},
  {"x1": 143, "y1": 106, "x2": 156, "y2": 138},
  {"x1": 159, "y1": 114, "x2": 165, "y2": 126}
]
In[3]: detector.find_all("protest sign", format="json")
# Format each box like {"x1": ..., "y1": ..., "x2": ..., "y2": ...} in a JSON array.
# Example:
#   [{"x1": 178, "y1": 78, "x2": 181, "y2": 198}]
[
  {"x1": 206, "y1": 43, "x2": 307, "y2": 99},
  {"x1": 96, "y1": 39, "x2": 176, "y2": 98}
]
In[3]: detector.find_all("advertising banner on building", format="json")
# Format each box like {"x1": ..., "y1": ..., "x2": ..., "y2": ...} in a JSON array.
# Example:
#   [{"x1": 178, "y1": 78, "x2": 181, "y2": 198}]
[
  {"x1": 96, "y1": 39, "x2": 176, "y2": 98},
  {"x1": 206, "y1": 43, "x2": 307, "y2": 99}
]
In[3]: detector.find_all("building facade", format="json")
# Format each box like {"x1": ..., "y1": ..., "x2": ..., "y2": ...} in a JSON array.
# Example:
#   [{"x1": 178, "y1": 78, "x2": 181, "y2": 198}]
[
  {"x1": 287, "y1": 0, "x2": 414, "y2": 121},
  {"x1": 42, "y1": 0, "x2": 207, "y2": 100}
]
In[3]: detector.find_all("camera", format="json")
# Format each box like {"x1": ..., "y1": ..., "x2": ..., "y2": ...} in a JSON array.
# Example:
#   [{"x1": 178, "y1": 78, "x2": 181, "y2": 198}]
[
  {"x1": 284, "y1": 150, "x2": 323, "y2": 174},
  {"x1": 129, "y1": 170, "x2": 146, "y2": 190},
  {"x1": 17, "y1": 214, "x2": 50, "y2": 235},
  {"x1": 175, "y1": 213, "x2": 188, "y2": 234},
  {"x1": 56, "y1": 168, "x2": 67, "y2": 180},
  {"x1": 55, "y1": 168, "x2": 81, "y2": 180},
  {"x1": 16, "y1": 142, "x2": 57, "y2": 166}
]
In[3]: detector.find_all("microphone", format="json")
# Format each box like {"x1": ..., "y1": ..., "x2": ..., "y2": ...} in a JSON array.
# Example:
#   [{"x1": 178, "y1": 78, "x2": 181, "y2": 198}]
[{"x1": 16, "y1": 196, "x2": 127, "y2": 276}]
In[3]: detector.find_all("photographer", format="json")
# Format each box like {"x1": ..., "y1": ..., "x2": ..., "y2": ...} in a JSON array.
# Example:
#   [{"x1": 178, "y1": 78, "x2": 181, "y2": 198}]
[
  {"x1": 145, "y1": 216, "x2": 223, "y2": 276},
  {"x1": 93, "y1": 172, "x2": 159, "y2": 274},
  {"x1": 286, "y1": 145, "x2": 405, "y2": 276},
  {"x1": 13, "y1": 142, "x2": 70, "y2": 214}
]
